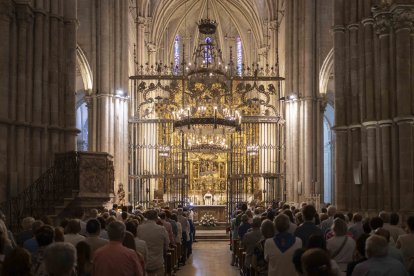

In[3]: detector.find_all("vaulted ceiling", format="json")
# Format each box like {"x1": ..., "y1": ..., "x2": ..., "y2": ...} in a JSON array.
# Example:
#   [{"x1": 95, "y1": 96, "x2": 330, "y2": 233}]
[{"x1": 137, "y1": 0, "x2": 283, "y2": 64}]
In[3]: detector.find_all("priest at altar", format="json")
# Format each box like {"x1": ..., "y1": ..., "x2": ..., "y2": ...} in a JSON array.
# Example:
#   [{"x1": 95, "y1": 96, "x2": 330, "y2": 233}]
[{"x1": 203, "y1": 191, "x2": 213, "y2": 205}]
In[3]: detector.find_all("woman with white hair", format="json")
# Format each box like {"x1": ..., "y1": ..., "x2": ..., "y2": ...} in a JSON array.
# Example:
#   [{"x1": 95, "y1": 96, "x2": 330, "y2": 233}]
[
  {"x1": 326, "y1": 218, "x2": 355, "y2": 273},
  {"x1": 44, "y1": 242, "x2": 77, "y2": 276}
]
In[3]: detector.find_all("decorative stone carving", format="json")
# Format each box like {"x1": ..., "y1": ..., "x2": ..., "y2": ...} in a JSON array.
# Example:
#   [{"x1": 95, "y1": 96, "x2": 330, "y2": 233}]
[
  {"x1": 78, "y1": 152, "x2": 114, "y2": 197},
  {"x1": 146, "y1": 42, "x2": 157, "y2": 53},
  {"x1": 392, "y1": 8, "x2": 414, "y2": 31},
  {"x1": 137, "y1": 16, "x2": 146, "y2": 26},
  {"x1": 374, "y1": 12, "x2": 392, "y2": 35},
  {"x1": 0, "y1": 0, "x2": 13, "y2": 21}
]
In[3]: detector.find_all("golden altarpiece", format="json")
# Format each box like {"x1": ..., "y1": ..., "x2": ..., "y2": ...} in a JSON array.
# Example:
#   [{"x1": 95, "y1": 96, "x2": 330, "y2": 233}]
[{"x1": 128, "y1": 18, "x2": 285, "y2": 222}]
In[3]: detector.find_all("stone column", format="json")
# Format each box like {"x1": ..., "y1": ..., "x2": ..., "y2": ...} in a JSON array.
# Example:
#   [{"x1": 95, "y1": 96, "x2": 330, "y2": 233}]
[
  {"x1": 303, "y1": 0, "x2": 316, "y2": 197},
  {"x1": 0, "y1": 0, "x2": 12, "y2": 201},
  {"x1": 393, "y1": 7, "x2": 414, "y2": 211},
  {"x1": 47, "y1": 0, "x2": 59, "y2": 166},
  {"x1": 64, "y1": 0, "x2": 78, "y2": 151},
  {"x1": 375, "y1": 10, "x2": 393, "y2": 210},
  {"x1": 333, "y1": 0, "x2": 348, "y2": 210},
  {"x1": 32, "y1": 0, "x2": 45, "y2": 180},
  {"x1": 15, "y1": 3, "x2": 30, "y2": 193}
]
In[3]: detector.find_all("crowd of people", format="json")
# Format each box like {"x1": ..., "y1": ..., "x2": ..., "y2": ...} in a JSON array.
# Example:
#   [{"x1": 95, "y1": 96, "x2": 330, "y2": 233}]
[
  {"x1": 0, "y1": 204, "x2": 197, "y2": 276},
  {"x1": 231, "y1": 202, "x2": 414, "y2": 276},
  {"x1": 1, "y1": 201, "x2": 413, "y2": 276}
]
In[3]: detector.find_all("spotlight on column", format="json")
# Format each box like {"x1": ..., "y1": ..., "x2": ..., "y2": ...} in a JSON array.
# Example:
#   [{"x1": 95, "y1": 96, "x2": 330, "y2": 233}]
[
  {"x1": 288, "y1": 95, "x2": 297, "y2": 101},
  {"x1": 116, "y1": 89, "x2": 125, "y2": 96}
]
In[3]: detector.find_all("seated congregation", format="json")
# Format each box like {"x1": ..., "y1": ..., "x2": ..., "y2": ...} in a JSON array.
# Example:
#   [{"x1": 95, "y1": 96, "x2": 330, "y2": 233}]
[
  {"x1": 231, "y1": 203, "x2": 414, "y2": 276},
  {"x1": 0, "y1": 206, "x2": 196, "y2": 276}
]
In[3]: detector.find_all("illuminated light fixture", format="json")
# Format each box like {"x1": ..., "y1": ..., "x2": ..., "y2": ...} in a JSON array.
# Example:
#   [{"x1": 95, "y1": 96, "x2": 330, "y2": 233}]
[
  {"x1": 186, "y1": 133, "x2": 228, "y2": 152},
  {"x1": 172, "y1": 13, "x2": 242, "y2": 142},
  {"x1": 158, "y1": 145, "x2": 171, "y2": 157},
  {"x1": 246, "y1": 144, "x2": 259, "y2": 156},
  {"x1": 288, "y1": 95, "x2": 297, "y2": 101},
  {"x1": 116, "y1": 89, "x2": 125, "y2": 96}
]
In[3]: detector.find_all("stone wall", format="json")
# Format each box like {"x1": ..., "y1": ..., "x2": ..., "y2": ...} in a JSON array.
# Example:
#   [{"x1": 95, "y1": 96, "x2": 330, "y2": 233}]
[
  {"x1": 0, "y1": 0, "x2": 78, "y2": 201},
  {"x1": 334, "y1": 0, "x2": 414, "y2": 212}
]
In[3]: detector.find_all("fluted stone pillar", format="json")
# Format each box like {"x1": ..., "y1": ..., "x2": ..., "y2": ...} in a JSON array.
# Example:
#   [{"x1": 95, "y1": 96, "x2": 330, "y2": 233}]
[
  {"x1": 393, "y1": 7, "x2": 414, "y2": 211},
  {"x1": 375, "y1": 10, "x2": 393, "y2": 210},
  {"x1": 333, "y1": 0, "x2": 347, "y2": 210},
  {"x1": 334, "y1": 1, "x2": 414, "y2": 213},
  {"x1": 64, "y1": 0, "x2": 78, "y2": 151},
  {"x1": 285, "y1": 0, "x2": 321, "y2": 204},
  {"x1": 85, "y1": 0, "x2": 130, "y2": 203},
  {"x1": 15, "y1": 3, "x2": 31, "y2": 193},
  {"x1": 0, "y1": 0, "x2": 12, "y2": 201}
]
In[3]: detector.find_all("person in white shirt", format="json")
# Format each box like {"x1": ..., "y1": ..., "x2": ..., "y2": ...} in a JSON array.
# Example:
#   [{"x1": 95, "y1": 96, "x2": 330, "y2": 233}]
[
  {"x1": 137, "y1": 209, "x2": 169, "y2": 276},
  {"x1": 64, "y1": 219, "x2": 85, "y2": 246},
  {"x1": 326, "y1": 218, "x2": 355, "y2": 272}
]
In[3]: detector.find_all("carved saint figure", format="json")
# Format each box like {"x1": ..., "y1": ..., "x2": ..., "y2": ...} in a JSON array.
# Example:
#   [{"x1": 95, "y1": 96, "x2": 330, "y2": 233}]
[{"x1": 117, "y1": 183, "x2": 126, "y2": 206}]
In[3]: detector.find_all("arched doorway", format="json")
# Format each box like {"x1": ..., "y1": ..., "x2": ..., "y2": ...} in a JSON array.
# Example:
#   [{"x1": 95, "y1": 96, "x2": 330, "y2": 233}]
[
  {"x1": 323, "y1": 103, "x2": 335, "y2": 204},
  {"x1": 75, "y1": 46, "x2": 93, "y2": 151},
  {"x1": 319, "y1": 49, "x2": 335, "y2": 205}
]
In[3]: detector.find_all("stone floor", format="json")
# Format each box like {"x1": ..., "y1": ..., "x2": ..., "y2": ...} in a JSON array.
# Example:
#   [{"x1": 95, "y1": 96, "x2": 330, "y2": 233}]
[{"x1": 176, "y1": 241, "x2": 239, "y2": 276}]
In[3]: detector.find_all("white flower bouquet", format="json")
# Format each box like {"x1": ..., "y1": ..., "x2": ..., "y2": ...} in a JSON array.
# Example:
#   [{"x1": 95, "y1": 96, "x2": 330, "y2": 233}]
[{"x1": 199, "y1": 213, "x2": 217, "y2": 227}]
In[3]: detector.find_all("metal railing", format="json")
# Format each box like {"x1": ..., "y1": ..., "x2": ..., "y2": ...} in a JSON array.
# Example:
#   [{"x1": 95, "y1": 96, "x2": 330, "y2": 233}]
[{"x1": 1, "y1": 152, "x2": 81, "y2": 231}]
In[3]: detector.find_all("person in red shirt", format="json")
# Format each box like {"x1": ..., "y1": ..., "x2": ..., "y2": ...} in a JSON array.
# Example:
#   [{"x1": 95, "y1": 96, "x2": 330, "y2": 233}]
[{"x1": 93, "y1": 221, "x2": 144, "y2": 276}]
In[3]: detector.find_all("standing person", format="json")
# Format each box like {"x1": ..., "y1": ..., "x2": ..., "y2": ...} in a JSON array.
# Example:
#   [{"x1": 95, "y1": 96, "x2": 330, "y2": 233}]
[
  {"x1": 264, "y1": 214, "x2": 302, "y2": 276},
  {"x1": 242, "y1": 217, "x2": 263, "y2": 274},
  {"x1": 171, "y1": 213, "x2": 182, "y2": 246},
  {"x1": 252, "y1": 219, "x2": 275, "y2": 276},
  {"x1": 177, "y1": 208, "x2": 189, "y2": 265},
  {"x1": 388, "y1": 212, "x2": 406, "y2": 244},
  {"x1": 64, "y1": 219, "x2": 86, "y2": 246},
  {"x1": 93, "y1": 221, "x2": 144, "y2": 276},
  {"x1": 326, "y1": 218, "x2": 355, "y2": 273},
  {"x1": 186, "y1": 212, "x2": 195, "y2": 258},
  {"x1": 16, "y1": 217, "x2": 35, "y2": 246},
  {"x1": 348, "y1": 213, "x2": 364, "y2": 240},
  {"x1": 43, "y1": 243, "x2": 77, "y2": 276},
  {"x1": 294, "y1": 205, "x2": 323, "y2": 248},
  {"x1": 31, "y1": 225, "x2": 55, "y2": 275},
  {"x1": 84, "y1": 219, "x2": 108, "y2": 257},
  {"x1": 2, "y1": 247, "x2": 32, "y2": 276},
  {"x1": 320, "y1": 205, "x2": 337, "y2": 235},
  {"x1": 353, "y1": 235, "x2": 408, "y2": 276},
  {"x1": 76, "y1": 241, "x2": 92, "y2": 276},
  {"x1": 125, "y1": 221, "x2": 148, "y2": 262},
  {"x1": 159, "y1": 212, "x2": 175, "y2": 246},
  {"x1": 238, "y1": 214, "x2": 252, "y2": 240},
  {"x1": 397, "y1": 215, "x2": 414, "y2": 273},
  {"x1": 301, "y1": 248, "x2": 335, "y2": 276},
  {"x1": 137, "y1": 210, "x2": 169, "y2": 276}
]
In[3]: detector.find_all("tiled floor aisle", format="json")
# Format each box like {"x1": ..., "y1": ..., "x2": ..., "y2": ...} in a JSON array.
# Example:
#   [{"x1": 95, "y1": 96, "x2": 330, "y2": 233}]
[{"x1": 176, "y1": 241, "x2": 239, "y2": 276}]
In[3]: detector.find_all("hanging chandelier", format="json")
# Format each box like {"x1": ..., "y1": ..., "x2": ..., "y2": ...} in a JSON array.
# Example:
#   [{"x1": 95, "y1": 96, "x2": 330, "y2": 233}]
[
  {"x1": 171, "y1": 15, "x2": 242, "y2": 150},
  {"x1": 131, "y1": 3, "x2": 285, "y2": 155}
]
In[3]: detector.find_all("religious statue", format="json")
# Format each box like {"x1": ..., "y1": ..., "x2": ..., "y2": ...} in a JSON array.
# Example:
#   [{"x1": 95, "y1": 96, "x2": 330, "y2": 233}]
[{"x1": 117, "y1": 183, "x2": 126, "y2": 206}]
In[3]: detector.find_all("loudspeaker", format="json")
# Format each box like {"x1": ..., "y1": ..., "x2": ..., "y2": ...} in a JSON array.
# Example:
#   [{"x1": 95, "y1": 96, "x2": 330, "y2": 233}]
[{"x1": 353, "y1": 161, "x2": 362, "y2": 185}]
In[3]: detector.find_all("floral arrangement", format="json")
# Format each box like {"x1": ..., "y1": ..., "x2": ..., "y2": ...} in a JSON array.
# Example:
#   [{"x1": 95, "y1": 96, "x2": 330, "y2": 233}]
[{"x1": 199, "y1": 213, "x2": 217, "y2": 227}]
